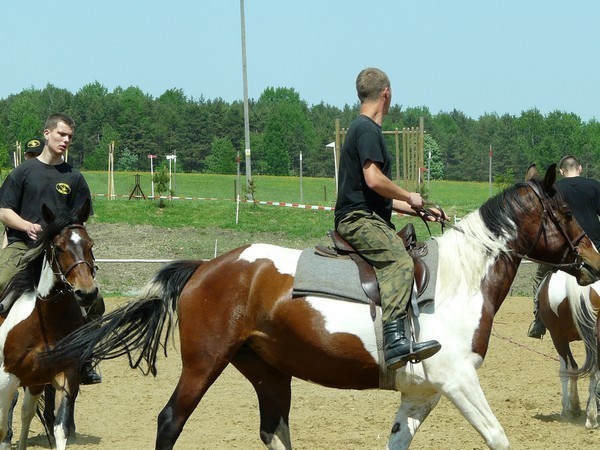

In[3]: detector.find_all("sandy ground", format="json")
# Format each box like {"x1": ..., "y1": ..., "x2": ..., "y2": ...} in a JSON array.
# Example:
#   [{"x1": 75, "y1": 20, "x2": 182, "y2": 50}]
[
  {"x1": 7, "y1": 224, "x2": 600, "y2": 449},
  {"x1": 10, "y1": 295, "x2": 599, "y2": 450}
]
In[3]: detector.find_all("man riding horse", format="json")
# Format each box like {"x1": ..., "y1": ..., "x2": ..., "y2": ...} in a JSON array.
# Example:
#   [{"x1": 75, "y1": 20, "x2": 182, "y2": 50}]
[
  {"x1": 334, "y1": 68, "x2": 442, "y2": 369},
  {"x1": 0, "y1": 113, "x2": 103, "y2": 384}
]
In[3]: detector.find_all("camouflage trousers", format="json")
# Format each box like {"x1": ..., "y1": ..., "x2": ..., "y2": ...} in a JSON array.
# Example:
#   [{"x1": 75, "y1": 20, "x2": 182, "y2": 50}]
[
  {"x1": 0, "y1": 241, "x2": 29, "y2": 294},
  {"x1": 532, "y1": 263, "x2": 552, "y2": 316},
  {"x1": 336, "y1": 210, "x2": 414, "y2": 322}
]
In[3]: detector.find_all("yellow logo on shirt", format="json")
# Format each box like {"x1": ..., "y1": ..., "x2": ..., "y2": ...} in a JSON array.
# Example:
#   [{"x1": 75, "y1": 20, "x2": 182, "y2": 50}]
[{"x1": 56, "y1": 183, "x2": 71, "y2": 195}]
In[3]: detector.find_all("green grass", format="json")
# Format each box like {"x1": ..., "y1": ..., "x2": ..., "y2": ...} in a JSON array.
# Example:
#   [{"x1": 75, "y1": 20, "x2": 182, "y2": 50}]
[
  {"x1": 84, "y1": 171, "x2": 496, "y2": 220},
  {"x1": 85, "y1": 172, "x2": 502, "y2": 244}
]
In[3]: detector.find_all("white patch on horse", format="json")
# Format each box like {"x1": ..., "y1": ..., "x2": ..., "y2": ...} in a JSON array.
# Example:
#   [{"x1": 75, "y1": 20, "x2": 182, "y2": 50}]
[
  {"x1": 0, "y1": 292, "x2": 37, "y2": 358},
  {"x1": 305, "y1": 296, "x2": 378, "y2": 359},
  {"x1": 36, "y1": 255, "x2": 57, "y2": 297},
  {"x1": 70, "y1": 230, "x2": 82, "y2": 245},
  {"x1": 239, "y1": 244, "x2": 301, "y2": 276},
  {"x1": 546, "y1": 271, "x2": 570, "y2": 315}
]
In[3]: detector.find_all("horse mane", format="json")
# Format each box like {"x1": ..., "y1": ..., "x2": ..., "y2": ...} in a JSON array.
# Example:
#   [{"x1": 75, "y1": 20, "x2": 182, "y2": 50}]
[
  {"x1": 436, "y1": 177, "x2": 551, "y2": 298},
  {"x1": 0, "y1": 206, "x2": 81, "y2": 302}
]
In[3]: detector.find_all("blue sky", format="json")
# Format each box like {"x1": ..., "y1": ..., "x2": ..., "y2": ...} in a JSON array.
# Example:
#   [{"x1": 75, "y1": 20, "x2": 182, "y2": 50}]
[{"x1": 2, "y1": 1, "x2": 599, "y2": 121}]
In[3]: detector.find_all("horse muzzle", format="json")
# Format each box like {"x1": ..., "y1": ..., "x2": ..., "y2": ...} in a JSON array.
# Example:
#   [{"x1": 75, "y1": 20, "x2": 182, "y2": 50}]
[{"x1": 74, "y1": 286, "x2": 99, "y2": 308}]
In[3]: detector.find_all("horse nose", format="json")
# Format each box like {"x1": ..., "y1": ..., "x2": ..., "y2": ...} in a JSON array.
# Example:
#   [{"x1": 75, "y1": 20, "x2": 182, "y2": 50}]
[{"x1": 75, "y1": 286, "x2": 99, "y2": 307}]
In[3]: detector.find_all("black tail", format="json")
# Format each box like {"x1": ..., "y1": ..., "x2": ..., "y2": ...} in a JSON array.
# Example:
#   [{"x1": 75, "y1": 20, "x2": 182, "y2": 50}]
[{"x1": 44, "y1": 259, "x2": 204, "y2": 376}]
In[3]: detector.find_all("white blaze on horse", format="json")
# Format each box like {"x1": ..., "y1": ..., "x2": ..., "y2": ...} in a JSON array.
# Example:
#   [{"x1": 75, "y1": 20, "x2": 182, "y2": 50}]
[
  {"x1": 0, "y1": 201, "x2": 97, "y2": 450},
  {"x1": 536, "y1": 270, "x2": 600, "y2": 428},
  {"x1": 46, "y1": 165, "x2": 600, "y2": 450}
]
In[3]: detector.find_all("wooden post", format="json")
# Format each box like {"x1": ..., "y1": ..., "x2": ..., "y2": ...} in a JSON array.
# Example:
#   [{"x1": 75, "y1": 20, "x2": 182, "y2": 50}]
[
  {"x1": 419, "y1": 117, "x2": 425, "y2": 190},
  {"x1": 335, "y1": 118, "x2": 341, "y2": 196},
  {"x1": 394, "y1": 128, "x2": 400, "y2": 181}
]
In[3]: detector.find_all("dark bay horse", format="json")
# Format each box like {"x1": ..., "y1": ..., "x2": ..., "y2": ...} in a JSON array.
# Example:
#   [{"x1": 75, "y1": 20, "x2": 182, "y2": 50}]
[
  {"x1": 47, "y1": 165, "x2": 600, "y2": 450},
  {"x1": 536, "y1": 270, "x2": 600, "y2": 428},
  {"x1": 0, "y1": 200, "x2": 98, "y2": 450}
]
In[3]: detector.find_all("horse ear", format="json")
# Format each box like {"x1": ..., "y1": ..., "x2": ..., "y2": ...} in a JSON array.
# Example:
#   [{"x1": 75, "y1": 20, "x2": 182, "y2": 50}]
[
  {"x1": 542, "y1": 163, "x2": 557, "y2": 194},
  {"x1": 76, "y1": 198, "x2": 91, "y2": 224},
  {"x1": 41, "y1": 203, "x2": 55, "y2": 225},
  {"x1": 524, "y1": 163, "x2": 538, "y2": 182}
]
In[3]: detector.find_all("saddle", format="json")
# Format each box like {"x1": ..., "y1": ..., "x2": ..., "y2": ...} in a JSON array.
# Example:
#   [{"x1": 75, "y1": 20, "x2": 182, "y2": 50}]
[{"x1": 314, "y1": 223, "x2": 430, "y2": 308}]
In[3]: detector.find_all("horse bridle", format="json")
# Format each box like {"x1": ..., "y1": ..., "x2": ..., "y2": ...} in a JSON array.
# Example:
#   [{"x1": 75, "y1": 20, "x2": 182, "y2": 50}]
[
  {"x1": 42, "y1": 224, "x2": 97, "y2": 300},
  {"x1": 515, "y1": 181, "x2": 586, "y2": 270}
]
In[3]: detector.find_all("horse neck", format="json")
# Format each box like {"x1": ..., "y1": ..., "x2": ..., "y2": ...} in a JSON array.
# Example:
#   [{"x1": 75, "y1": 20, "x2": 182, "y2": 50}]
[{"x1": 480, "y1": 252, "x2": 521, "y2": 313}]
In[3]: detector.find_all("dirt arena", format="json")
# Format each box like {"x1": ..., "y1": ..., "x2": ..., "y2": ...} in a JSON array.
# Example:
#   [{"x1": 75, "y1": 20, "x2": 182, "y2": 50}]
[{"x1": 12, "y1": 224, "x2": 600, "y2": 449}]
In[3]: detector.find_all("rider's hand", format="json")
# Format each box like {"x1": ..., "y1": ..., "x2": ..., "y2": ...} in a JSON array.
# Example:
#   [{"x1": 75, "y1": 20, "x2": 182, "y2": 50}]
[
  {"x1": 407, "y1": 192, "x2": 424, "y2": 210},
  {"x1": 26, "y1": 222, "x2": 42, "y2": 241}
]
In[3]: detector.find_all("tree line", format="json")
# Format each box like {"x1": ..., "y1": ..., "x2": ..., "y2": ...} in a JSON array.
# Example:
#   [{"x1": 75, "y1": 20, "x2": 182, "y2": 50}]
[{"x1": 0, "y1": 82, "x2": 598, "y2": 181}]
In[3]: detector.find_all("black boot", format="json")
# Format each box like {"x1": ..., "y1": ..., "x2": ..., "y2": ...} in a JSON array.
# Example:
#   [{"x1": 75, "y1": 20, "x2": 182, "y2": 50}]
[
  {"x1": 383, "y1": 315, "x2": 441, "y2": 370},
  {"x1": 527, "y1": 318, "x2": 546, "y2": 339},
  {"x1": 80, "y1": 361, "x2": 102, "y2": 385}
]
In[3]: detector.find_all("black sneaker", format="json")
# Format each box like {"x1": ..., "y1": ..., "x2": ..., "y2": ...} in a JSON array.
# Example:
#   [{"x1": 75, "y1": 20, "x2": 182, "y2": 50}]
[{"x1": 80, "y1": 362, "x2": 102, "y2": 385}]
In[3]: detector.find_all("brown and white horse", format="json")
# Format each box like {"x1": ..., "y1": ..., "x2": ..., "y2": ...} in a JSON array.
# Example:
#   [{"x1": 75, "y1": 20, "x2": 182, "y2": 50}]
[
  {"x1": 0, "y1": 200, "x2": 98, "y2": 450},
  {"x1": 47, "y1": 165, "x2": 600, "y2": 450},
  {"x1": 537, "y1": 270, "x2": 600, "y2": 428}
]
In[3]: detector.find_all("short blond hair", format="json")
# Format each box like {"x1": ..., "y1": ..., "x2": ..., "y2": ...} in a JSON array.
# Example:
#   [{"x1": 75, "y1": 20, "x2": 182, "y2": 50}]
[
  {"x1": 356, "y1": 68, "x2": 390, "y2": 103},
  {"x1": 559, "y1": 155, "x2": 580, "y2": 172}
]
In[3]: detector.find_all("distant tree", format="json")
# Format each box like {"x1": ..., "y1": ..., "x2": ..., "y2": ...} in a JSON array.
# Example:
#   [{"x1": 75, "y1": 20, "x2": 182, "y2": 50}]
[
  {"x1": 259, "y1": 87, "x2": 318, "y2": 176},
  {"x1": 83, "y1": 123, "x2": 120, "y2": 170},
  {"x1": 424, "y1": 134, "x2": 444, "y2": 180},
  {"x1": 115, "y1": 147, "x2": 139, "y2": 172},
  {"x1": 204, "y1": 137, "x2": 237, "y2": 174},
  {"x1": 153, "y1": 165, "x2": 170, "y2": 207}
]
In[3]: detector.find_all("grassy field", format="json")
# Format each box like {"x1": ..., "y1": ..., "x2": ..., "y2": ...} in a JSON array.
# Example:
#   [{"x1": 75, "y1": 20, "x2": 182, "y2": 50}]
[{"x1": 85, "y1": 171, "x2": 499, "y2": 237}]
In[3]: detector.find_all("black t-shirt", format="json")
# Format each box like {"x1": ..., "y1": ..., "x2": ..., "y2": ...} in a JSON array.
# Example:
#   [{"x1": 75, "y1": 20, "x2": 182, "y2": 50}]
[
  {"x1": 556, "y1": 176, "x2": 600, "y2": 249},
  {"x1": 335, "y1": 115, "x2": 393, "y2": 227},
  {"x1": 0, "y1": 158, "x2": 93, "y2": 245}
]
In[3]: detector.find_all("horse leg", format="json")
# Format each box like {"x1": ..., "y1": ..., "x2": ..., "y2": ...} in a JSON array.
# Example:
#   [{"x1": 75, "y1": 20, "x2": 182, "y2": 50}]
[
  {"x1": 17, "y1": 387, "x2": 43, "y2": 450},
  {"x1": 441, "y1": 368, "x2": 510, "y2": 450},
  {"x1": 585, "y1": 369, "x2": 600, "y2": 429},
  {"x1": 386, "y1": 390, "x2": 441, "y2": 450},
  {"x1": 48, "y1": 384, "x2": 77, "y2": 439},
  {"x1": 231, "y1": 346, "x2": 293, "y2": 450},
  {"x1": 43, "y1": 385, "x2": 56, "y2": 437},
  {"x1": 53, "y1": 388, "x2": 78, "y2": 450},
  {"x1": 0, "y1": 375, "x2": 20, "y2": 447},
  {"x1": 557, "y1": 348, "x2": 581, "y2": 418},
  {"x1": 0, "y1": 391, "x2": 18, "y2": 450},
  {"x1": 51, "y1": 373, "x2": 79, "y2": 450},
  {"x1": 156, "y1": 358, "x2": 231, "y2": 450}
]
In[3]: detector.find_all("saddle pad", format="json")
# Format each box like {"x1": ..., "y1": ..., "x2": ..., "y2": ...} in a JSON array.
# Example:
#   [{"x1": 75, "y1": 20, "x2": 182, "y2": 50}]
[
  {"x1": 293, "y1": 249, "x2": 367, "y2": 302},
  {"x1": 293, "y1": 239, "x2": 439, "y2": 305}
]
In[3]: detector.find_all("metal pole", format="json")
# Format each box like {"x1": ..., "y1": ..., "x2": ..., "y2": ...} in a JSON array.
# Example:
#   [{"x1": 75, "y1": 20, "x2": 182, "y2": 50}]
[
  {"x1": 240, "y1": 0, "x2": 252, "y2": 197},
  {"x1": 168, "y1": 158, "x2": 172, "y2": 196},
  {"x1": 299, "y1": 151, "x2": 303, "y2": 203},
  {"x1": 428, "y1": 149, "x2": 431, "y2": 191},
  {"x1": 150, "y1": 157, "x2": 154, "y2": 198}
]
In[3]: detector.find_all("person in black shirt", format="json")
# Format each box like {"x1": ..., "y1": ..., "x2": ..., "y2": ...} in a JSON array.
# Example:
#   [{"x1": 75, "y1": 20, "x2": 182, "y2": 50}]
[
  {"x1": 335, "y1": 68, "x2": 441, "y2": 370},
  {"x1": 527, "y1": 155, "x2": 600, "y2": 338},
  {"x1": 0, "y1": 113, "x2": 104, "y2": 384}
]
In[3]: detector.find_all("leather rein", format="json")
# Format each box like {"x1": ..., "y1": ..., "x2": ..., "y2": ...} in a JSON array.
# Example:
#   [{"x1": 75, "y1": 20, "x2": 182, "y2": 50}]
[{"x1": 39, "y1": 224, "x2": 97, "y2": 302}]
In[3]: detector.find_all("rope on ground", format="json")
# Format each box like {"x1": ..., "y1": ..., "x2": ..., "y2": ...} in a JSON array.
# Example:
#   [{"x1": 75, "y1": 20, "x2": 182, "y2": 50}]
[{"x1": 491, "y1": 323, "x2": 559, "y2": 362}]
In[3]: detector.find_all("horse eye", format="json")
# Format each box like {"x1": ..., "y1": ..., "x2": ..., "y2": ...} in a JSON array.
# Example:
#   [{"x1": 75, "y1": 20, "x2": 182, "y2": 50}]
[{"x1": 564, "y1": 211, "x2": 573, "y2": 220}]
